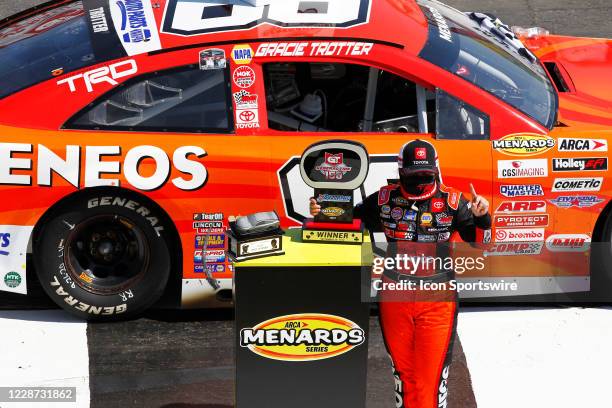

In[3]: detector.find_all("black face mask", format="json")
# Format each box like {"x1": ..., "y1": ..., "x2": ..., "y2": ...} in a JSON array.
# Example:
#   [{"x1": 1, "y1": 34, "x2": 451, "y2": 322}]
[{"x1": 400, "y1": 173, "x2": 436, "y2": 194}]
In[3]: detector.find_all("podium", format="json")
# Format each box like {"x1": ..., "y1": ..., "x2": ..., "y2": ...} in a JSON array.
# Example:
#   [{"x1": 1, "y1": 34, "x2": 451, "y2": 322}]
[{"x1": 234, "y1": 229, "x2": 372, "y2": 408}]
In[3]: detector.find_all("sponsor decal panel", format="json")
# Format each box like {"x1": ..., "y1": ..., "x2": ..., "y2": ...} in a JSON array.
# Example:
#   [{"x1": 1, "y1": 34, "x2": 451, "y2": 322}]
[
  {"x1": 495, "y1": 201, "x2": 547, "y2": 213},
  {"x1": 552, "y1": 158, "x2": 608, "y2": 172},
  {"x1": 493, "y1": 134, "x2": 555, "y2": 156},
  {"x1": 495, "y1": 228, "x2": 545, "y2": 243},
  {"x1": 199, "y1": 48, "x2": 227, "y2": 70},
  {"x1": 0, "y1": 226, "x2": 33, "y2": 294},
  {"x1": 240, "y1": 313, "x2": 366, "y2": 362},
  {"x1": 233, "y1": 90, "x2": 258, "y2": 110},
  {"x1": 110, "y1": 0, "x2": 161, "y2": 56},
  {"x1": 548, "y1": 196, "x2": 604, "y2": 209},
  {"x1": 317, "y1": 193, "x2": 352, "y2": 203},
  {"x1": 558, "y1": 138, "x2": 607, "y2": 152},
  {"x1": 321, "y1": 207, "x2": 345, "y2": 218},
  {"x1": 254, "y1": 41, "x2": 374, "y2": 57},
  {"x1": 500, "y1": 184, "x2": 544, "y2": 198},
  {"x1": 552, "y1": 178, "x2": 603, "y2": 192},
  {"x1": 236, "y1": 108, "x2": 260, "y2": 129},
  {"x1": 231, "y1": 44, "x2": 254, "y2": 64},
  {"x1": 233, "y1": 66, "x2": 256, "y2": 89},
  {"x1": 545, "y1": 234, "x2": 591, "y2": 253},
  {"x1": 497, "y1": 159, "x2": 548, "y2": 179},
  {"x1": 484, "y1": 242, "x2": 544, "y2": 257},
  {"x1": 4, "y1": 271, "x2": 21, "y2": 289},
  {"x1": 495, "y1": 215, "x2": 549, "y2": 228},
  {"x1": 205, "y1": 250, "x2": 226, "y2": 263}
]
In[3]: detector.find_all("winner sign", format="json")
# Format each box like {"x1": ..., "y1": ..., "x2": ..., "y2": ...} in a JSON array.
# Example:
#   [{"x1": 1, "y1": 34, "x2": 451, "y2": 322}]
[{"x1": 300, "y1": 141, "x2": 369, "y2": 243}]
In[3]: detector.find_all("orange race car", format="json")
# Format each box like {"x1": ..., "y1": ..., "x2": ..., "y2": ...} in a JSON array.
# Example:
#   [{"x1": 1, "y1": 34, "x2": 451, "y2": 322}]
[{"x1": 0, "y1": 0, "x2": 610, "y2": 320}]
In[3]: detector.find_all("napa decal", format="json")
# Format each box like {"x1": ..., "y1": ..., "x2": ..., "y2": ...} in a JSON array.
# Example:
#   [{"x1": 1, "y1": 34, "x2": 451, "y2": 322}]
[
  {"x1": 240, "y1": 314, "x2": 365, "y2": 362},
  {"x1": 110, "y1": 0, "x2": 161, "y2": 56},
  {"x1": 493, "y1": 134, "x2": 555, "y2": 156}
]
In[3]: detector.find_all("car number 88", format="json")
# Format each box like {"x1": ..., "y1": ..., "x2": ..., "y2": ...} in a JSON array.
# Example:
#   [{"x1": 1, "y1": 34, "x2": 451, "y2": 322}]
[{"x1": 162, "y1": 0, "x2": 372, "y2": 36}]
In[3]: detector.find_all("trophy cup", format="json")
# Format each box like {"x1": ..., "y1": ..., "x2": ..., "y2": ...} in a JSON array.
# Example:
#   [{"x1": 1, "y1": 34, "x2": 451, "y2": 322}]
[{"x1": 300, "y1": 141, "x2": 369, "y2": 244}]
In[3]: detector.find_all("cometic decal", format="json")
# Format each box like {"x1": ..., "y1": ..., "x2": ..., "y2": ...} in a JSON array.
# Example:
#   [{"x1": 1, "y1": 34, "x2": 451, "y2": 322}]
[{"x1": 240, "y1": 314, "x2": 365, "y2": 362}]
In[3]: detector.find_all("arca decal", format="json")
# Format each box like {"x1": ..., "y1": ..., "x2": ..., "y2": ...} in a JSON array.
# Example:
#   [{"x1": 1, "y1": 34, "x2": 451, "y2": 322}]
[
  {"x1": 162, "y1": 0, "x2": 372, "y2": 36},
  {"x1": 240, "y1": 313, "x2": 365, "y2": 362},
  {"x1": 492, "y1": 134, "x2": 555, "y2": 156},
  {"x1": 0, "y1": 144, "x2": 207, "y2": 191},
  {"x1": 57, "y1": 59, "x2": 138, "y2": 93}
]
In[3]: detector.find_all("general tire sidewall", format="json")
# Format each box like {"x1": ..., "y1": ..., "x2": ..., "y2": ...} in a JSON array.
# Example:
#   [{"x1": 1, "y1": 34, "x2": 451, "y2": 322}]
[{"x1": 34, "y1": 191, "x2": 172, "y2": 320}]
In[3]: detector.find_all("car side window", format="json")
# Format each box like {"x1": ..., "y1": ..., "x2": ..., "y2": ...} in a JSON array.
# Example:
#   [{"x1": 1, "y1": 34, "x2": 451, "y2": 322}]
[
  {"x1": 66, "y1": 65, "x2": 233, "y2": 133},
  {"x1": 435, "y1": 89, "x2": 490, "y2": 140},
  {"x1": 263, "y1": 63, "x2": 421, "y2": 133}
]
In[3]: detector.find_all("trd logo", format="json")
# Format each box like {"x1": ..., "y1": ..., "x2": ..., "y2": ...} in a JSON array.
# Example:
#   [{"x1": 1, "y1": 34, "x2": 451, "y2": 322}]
[
  {"x1": 552, "y1": 158, "x2": 608, "y2": 172},
  {"x1": 57, "y1": 60, "x2": 138, "y2": 93},
  {"x1": 0, "y1": 233, "x2": 10, "y2": 256}
]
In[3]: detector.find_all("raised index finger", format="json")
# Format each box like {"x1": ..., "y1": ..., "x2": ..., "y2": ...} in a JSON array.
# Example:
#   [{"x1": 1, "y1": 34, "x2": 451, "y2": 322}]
[{"x1": 469, "y1": 183, "x2": 478, "y2": 201}]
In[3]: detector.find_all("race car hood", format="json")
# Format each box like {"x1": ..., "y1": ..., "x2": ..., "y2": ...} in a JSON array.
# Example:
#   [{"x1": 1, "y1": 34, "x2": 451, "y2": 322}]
[{"x1": 525, "y1": 35, "x2": 612, "y2": 128}]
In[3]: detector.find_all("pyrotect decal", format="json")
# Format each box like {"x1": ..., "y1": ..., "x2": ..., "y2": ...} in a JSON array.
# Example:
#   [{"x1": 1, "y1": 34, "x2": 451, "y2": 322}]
[
  {"x1": 162, "y1": 0, "x2": 372, "y2": 36},
  {"x1": 240, "y1": 314, "x2": 365, "y2": 362},
  {"x1": 492, "y1": 134, "x2": 555, "y2": 156}
]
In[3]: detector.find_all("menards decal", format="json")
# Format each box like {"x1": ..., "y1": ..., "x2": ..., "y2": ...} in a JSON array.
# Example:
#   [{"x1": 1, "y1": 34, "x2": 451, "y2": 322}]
[
  {"x1": 493, "y1": 134, "x2": 555, "y2": 156},
  {"x1": 240, "y1": 314, "x2": 365, "y2": 362},
  {"x1": 0, "y1": 144, "x2": 207, "y2": 191}
]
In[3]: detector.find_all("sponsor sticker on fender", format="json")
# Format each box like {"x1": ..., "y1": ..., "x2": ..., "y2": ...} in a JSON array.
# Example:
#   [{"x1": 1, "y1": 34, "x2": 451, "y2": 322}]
[
  {"x1": 495, "y1": 228, "x2": 545, "y2": 242},
  {"x1": 495, "y1": 201, "x2": 547, "y2": 213},
  {"x1": 552, "y1": 158, "x2": 608, "y2": 172},
  {"x1": 109, "y1": 0, "x2": 161, "y2": 56},
  {"x1": 199, "y1": 48, "x2": 227, "y2": 70},
  {"x1": 558, "y1": 138, "x2": 608, "y2": 152},
  {"x1": 255, "y1": 41, "x2": 374, "y2": 58},
  {"x1": 231, "y1": 44, "x2": 253, "y2": 64},
  {"x1": 546, "y1": 234, "x2": 591, "y2": 252},
  {"x1": 548, "y1": 196, "x2": 604, "y2": 209},
  {"x1": 495, "y1": 215, "x2": 549, "y2": 228},
  {"x1": 492, "y1": 134, "x2": 555, "y2": 156},
  {"x1": 236, "y1": 108, "x2": 260, "y2": 129},
  {"x1": 500, "y1": 184, "x2": 544, "y2": 198},
  {"x1": 498, "y1": 159, "x2": 548, "y2": 179},
  {"x1": 552, "y1": 178, "x2": 603, "y2": 192},
  {"x1": 484, "y1": 242, "x2": 544, "y2": 257},
  {"x1": 240, "y1": 314, "x2": 365, "y2": 362},
  {"x1": 233, "y1": 66, "x2": 256, "y2": 88}
]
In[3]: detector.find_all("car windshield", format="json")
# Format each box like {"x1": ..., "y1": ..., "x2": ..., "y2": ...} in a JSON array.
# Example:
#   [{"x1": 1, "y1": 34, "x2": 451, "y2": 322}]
[
  {"x1": 0, "y1": 1, "x2": 105, "y2": 100},
  {"x1": 416, "y1": 0, "x2": 558, "y2": 129}
]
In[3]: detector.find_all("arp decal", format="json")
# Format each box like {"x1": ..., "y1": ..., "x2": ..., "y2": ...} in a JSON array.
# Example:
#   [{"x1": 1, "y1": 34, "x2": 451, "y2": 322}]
[
  {"x1": 240, "y1": 313, "x2": 365, "y2": 362},
  {"x1": 492, "y1": 134, "x2": 555, "y2": 156},
  {"x1": 57, "y1": 59, "x2": 138, "y2": 93},
  {"x1": 495, "y1": 201, "x2": 547, "y2": 213},
  {"x1": 162, "y1": 0, "x2": 372, "y2": 36},
  {"x1": 0, "y1": 144, "x2": 208, "y2": 191}
]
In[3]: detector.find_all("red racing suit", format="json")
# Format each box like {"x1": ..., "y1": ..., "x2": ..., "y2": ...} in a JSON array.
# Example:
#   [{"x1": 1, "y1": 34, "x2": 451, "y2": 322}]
[{"x1": 355, "y1": 182, "x2": 491, "y2": 408}]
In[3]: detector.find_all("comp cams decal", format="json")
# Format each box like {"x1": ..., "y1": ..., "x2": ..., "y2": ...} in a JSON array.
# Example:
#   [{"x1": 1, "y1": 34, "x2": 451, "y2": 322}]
[
  {"x1": 492, "y1": 134, "x2": 555, "y2": 156},
  {"x1": 162, "y1": 0, "x2": 372, "y2": 36},
  {"x1": 0, "y1": 144, "x2": 208, "y2": 191},
  {"x1": 240, "y1": 313, "x2": 365, "y2": 362},
  {"x1": 0, "y1": 226, "x2": 33, "y2": 295}
]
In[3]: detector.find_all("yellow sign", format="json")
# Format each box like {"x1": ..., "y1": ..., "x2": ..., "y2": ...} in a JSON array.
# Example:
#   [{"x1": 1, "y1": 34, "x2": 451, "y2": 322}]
[
  {"x1": 493, "y1": 134, "x2": 555, "y2": 156},
  {"x1": 240, "y1": 314, "x2": 365, "y2": 362},
  {"x1": 231, "y1": 44, "x2": 253, "y2": 65},
  {"x1": 321, "y1": 207, "x2": 345, "y2": 217},
  {"x1": 302, "y1": 229, "x2": 363, "y2": 243}
]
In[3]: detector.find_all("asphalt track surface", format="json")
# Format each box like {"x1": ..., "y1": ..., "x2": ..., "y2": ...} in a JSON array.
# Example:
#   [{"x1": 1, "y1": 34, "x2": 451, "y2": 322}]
[{"x1": 0, "y1": 1, "x2": 611, "y2": 408}]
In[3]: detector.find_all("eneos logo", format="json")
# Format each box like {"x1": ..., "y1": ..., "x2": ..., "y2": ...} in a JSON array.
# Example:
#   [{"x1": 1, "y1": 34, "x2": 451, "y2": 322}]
[
  {"x1": 240, "y1": 314, "x2": 365, "y2": 362},
  {"x1": 493, "y1": 134, "x2": 555, "y2": 156}
]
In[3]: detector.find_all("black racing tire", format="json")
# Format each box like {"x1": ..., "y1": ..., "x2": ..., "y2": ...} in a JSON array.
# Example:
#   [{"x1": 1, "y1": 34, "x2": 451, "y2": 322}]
[
  {"x1": 592, "y1": 213, "x2": 612, "y2": 302},
  {"x1": 33, "y1": 189, "x2": 172, "y2": 321}
]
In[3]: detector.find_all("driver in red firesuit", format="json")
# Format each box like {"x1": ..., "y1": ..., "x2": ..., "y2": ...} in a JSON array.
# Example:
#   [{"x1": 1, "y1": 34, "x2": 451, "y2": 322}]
[{"x1": 310, "y1": 140, "x2": 491, "y2": 408}]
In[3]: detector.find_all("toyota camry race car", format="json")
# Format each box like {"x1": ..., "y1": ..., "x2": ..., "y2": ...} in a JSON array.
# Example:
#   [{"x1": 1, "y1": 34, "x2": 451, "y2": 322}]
[{"x1": 0, "y1": 0, "x2": 610, "y2": 320}]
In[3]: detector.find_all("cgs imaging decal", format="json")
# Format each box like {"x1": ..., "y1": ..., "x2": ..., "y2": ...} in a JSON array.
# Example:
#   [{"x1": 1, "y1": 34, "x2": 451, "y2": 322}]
[{"x1": 162, "y1": 0, "x2": 372, "y2": 36}]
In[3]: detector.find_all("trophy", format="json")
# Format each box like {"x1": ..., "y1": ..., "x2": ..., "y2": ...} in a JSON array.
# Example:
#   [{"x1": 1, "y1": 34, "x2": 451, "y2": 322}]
[
  {"x1": 300, "y1": 141, "x2": 369, "y2": 244},
  {"x1": 227, "y1": 211, "x2": 284, "y2": 262}
]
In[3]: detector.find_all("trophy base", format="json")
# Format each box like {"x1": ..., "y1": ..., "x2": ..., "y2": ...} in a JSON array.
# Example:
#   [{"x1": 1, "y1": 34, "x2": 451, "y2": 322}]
[
  {"x1": 302, "y1": 218, "x2": 364, "y2": 244},
  {"x1": 227, "y1": 230, "x2": 285, "y2": 262}
]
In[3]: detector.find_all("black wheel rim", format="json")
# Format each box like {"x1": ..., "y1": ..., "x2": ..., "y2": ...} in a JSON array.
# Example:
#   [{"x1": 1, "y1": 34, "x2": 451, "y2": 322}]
[{"x1": 65, "y1": 215, "x2": 150, "y2": 295}]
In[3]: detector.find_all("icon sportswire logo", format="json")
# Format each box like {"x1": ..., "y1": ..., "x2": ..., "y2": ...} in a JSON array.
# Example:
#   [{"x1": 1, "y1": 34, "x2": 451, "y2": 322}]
[{"x1": 240, "y1": 313, "x2": 365, "y2": 362}]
